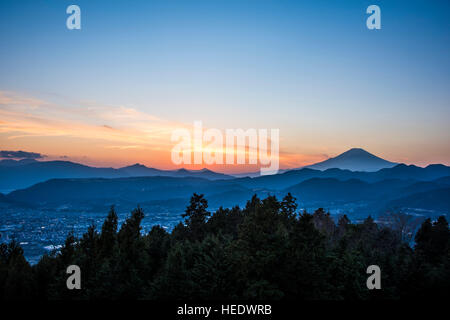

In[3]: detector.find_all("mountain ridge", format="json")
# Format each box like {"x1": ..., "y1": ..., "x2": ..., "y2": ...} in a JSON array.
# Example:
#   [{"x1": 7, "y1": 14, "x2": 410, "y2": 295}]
[
  {"x1": 0, "y1": 160, "x2": 234, "y2": 191},
  {"x1": 305, "y1": 148, "x2": 397, "y2": 172},
  {"x1": 6, "y1": 173, "x2": 450, "y2": 216},
  {"x1": 2, "y1": 148, "x2": 449, "y2": 195}
]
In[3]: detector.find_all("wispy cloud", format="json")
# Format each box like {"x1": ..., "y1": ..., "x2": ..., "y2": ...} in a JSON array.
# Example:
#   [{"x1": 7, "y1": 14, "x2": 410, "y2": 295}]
[
  {"x1": 0, "y1": 91, "x2": 328, "y2": 170},
  {"x1": 0, "y1": 91, "x2": 183, "y2": 151},
  {"x1": 0, "y1": 91, "x2": 46, "y2": 108},
  {"x1": 0, "y1": 150, "x2": 45, "y2": 159}
]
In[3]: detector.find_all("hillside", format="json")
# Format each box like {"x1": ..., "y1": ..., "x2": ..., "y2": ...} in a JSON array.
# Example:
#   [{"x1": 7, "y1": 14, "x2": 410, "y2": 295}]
[
  {"x1": 386, "y1": 187, "x2": 450, "y2": 213},
  {"x1": 0, "y1": 160, "x2": 233, "y2": 192},
  {"x1": 6, "y1": 174, "x2": 450, "y2": 215}
]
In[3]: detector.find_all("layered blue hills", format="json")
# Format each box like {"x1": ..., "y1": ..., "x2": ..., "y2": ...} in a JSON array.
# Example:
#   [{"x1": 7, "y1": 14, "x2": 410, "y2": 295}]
[{"x1": 1, "y1": 148, "x2": 450, "y2": 216}]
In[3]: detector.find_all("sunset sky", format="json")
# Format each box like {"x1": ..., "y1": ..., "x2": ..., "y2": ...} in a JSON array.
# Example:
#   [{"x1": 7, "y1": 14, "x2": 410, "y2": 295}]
[{"x1": 0, "y1": 0, "x2": 449, "y2": 172}]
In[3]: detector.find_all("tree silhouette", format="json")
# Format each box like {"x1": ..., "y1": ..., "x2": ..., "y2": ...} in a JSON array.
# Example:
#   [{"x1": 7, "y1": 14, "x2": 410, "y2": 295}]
[
  {"x1": 182, "y1": 193, "x2": 210, "y2": 241},
  {"x1": 0, "y1": 194, "x2": 448, "y2": 300}
]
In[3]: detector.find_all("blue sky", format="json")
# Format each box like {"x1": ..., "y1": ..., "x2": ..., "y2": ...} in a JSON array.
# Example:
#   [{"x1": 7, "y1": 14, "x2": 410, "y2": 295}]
[{"x1": 0, "y1": 0, "x2": 449, "y2": 168}]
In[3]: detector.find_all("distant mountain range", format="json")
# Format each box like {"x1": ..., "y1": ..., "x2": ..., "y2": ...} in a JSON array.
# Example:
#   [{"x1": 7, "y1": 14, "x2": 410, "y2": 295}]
[
  {"x1": 2, "y1": 165, "x2": 450, "y2": 217},
  {"x1": 227, "y1": 148, "x2": 398, "y2": 177},
  {"x1": 231, "y1": 163, "x2": 450, "y2": 190},
  {"x1": 0, "y1": 147, "x2": 407, "y2": 192},
  {"x1": 1, "y1": 148, "x2": 449, "y2": 217},
  {"x1": 0, "y1": 160, "x2": 233, "y2": 192}
]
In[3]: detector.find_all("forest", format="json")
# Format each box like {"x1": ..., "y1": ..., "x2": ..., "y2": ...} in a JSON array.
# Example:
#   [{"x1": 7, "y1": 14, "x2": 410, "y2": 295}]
[{"x1": 0, "y1": 193, "x2": 449, "y2": 300}]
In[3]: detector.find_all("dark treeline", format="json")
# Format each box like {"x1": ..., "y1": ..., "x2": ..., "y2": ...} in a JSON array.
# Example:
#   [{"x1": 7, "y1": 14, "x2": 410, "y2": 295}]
[{"x1": 0, "y1": 193, "x2": 449, "y2": 300}]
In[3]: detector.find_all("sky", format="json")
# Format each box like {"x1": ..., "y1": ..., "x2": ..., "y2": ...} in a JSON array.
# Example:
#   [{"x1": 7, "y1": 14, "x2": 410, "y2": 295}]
[{"x1": 0, "y1": 0, "x2": 449, "y2": 172}]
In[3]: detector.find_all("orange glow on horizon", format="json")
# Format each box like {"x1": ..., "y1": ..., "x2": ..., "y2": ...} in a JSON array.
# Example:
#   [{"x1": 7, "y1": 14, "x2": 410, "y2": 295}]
[
  {"x1": 2, "y1": 90, "x2": 449, "y2": 172},
  {"x1": 0, "y1": 91, "x2": 329, "y2": 173}
]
